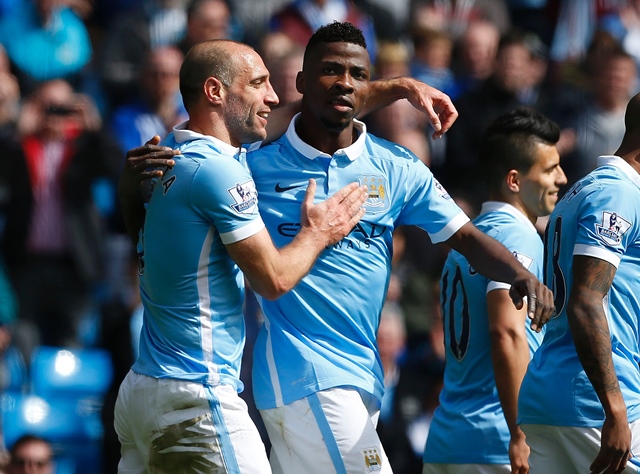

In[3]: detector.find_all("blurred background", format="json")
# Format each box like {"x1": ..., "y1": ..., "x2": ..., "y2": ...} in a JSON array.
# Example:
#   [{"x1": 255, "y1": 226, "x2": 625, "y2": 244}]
[{"x1": 0, "y1": 0, "x2": 638, "y2": 472}]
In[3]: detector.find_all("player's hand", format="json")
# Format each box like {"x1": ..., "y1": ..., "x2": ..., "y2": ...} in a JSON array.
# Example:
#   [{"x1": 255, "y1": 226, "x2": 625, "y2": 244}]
[
  {"x1": 508, "y1": 270, "x2": 554, "y2": 332},
  {"x1": 591, "y1": 414, "x2": 632, "y2": 474},
  {"x1": 402, "y1": 79, "x2": 458, "y2": 139},
  {"x1": 509, "y1": 430, "x2": 530, "y2": 474},
  {"x1": 300, "y1": 179, "x2": 367, "y2": 247},
  {"x1": 119, "y1": 135, "x2": 179, "y2": 201}
]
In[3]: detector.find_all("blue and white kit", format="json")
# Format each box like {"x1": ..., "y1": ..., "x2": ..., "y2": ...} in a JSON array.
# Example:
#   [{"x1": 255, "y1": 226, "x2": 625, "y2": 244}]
[
  {"x1": 247, "y1": 114, "x2": 469, "y2": 411},
  {"x1": 423, "y1": 201, "x2": 544, "y2": 465}
]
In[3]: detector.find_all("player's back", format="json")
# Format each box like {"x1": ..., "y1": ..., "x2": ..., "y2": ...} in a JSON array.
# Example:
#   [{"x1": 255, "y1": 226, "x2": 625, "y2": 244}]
[
  {"x1": 424, "y1": 205, "x2": 543, "y2": 464},
  {"x1": 519, "y1": 159, "x2": 640, "y2": 427},
  {"x1": 133, "y1": 131, "x2": 257, "y2": 389}
]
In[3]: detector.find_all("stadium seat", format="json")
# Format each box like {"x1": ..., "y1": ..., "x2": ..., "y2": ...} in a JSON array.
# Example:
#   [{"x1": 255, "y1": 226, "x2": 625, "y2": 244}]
[
  {"x1": 30, "y1": 346, "x2": 113, "y2": 399},
  {"x1": 3, "y1": 346, "x2": 28, "y2": 393},
  {"x1": 1, "y1": 390, "x2": 105, "y2": 473}
]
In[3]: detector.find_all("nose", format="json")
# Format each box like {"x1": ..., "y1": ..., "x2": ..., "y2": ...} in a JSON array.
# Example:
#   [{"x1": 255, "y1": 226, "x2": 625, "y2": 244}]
[
  {"x1": 334, "y1": 73, "x2": 354, "y2": 93},
  {"x1": 557, "y1": 166, "x2": 567, "y2": 186},
  {"x1": 264, "y1": 80, "x2": 279, "y2": 107}
]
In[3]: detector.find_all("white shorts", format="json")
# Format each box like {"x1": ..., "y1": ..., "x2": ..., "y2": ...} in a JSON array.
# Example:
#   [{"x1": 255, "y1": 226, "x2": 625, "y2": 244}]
[
  {"x1": 114, "y1": 370, "x2": 271, "y2": 474},
  {"x1": 521, "y1": 422, "x2": 640, "y2": 474},
  {"x1": 259, "y1": 387, "x2": 392, "y2": 474},
  {"x1": 422, "y1": 464, "x2": 510, "y2": 474}
]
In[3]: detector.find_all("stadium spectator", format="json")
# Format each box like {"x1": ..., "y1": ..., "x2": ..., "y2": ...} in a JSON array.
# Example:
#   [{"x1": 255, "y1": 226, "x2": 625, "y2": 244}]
[
  {"x1": 423, "y1": 107, "x2": 566, "y2": 473},
  {"x1": 268, "y1": 0, "x2": 378, "y2": 62},
  {"x1": 519, "y1": 91, "x2": 640, "y2": 474},
  {"x1": 410, "y1": 27, "x2": 458, "y2": 99},
  {"x1": 6, "y1": 435, "x2": 53, "y2": 474},
  {"x1": 109, "y1": 46, "x2": 187, "y2": 154},
  {"x1": 442, "y1": 29, "x2": 550, "y2": 212},
  {"x1": 177, "y1": 0, "x2": 238, "y2": 56},
  {"x1": 0, "y1": 45, "x2": 19, "y2": 140},
  {"x1": 99, "y1": 0, "x2": 190, "y2": 106},
  {"x1": 1, "y1": 79, "x2": 120, "y2": 350},
  {"x1": 0, "y1": 0, "x2": 92, "y2": 95},
  {"x1": 452, "y1": 19, "x2": 501, "y2": 96}
]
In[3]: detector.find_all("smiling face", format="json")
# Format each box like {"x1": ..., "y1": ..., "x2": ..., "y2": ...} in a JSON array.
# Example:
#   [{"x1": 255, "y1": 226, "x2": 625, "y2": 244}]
[
  {"x1": 297, "y1": 41, "x2": 371, "y2": 132},
  {"x1": 222, "y1": 48, "x2": 279, "y2": 146},
  {"x1": 518, "y1": 141, "x2": 567, "y2": 219}
]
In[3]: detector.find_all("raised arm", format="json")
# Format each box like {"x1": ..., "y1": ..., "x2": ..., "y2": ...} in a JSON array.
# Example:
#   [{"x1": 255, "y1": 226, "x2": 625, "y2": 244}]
[
  {"x1": 567, "y1": 255, "x2": 630, "y2": 474},
  {"x1": 362, "y1": 76, "x2": 458, "y2": 139},
  {"x1": 446, "y1": 222, "x2": 554, "y2": 332},
  {"x1": 226, "y1": 180, "x2": 367, "y2": 300},
  {"x1": 487, "y1": 289, "x2": 531, "y2": 474},
  {"x1": 264, "y1": 77, "x2": 458, "y2": 143}
]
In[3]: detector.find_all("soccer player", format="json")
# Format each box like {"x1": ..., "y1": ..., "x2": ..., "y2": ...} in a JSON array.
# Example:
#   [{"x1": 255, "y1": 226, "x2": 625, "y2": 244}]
[
  {"x1": 122, "y1": 24, "x2": 555, "y2": 474},
  {"x1": 113, "y1": 39, "x2": 370, "y2": 473},
  {"x1": 518, "y1": 93, "x2": 640, "y2": 473},
  {"x1": 422, "y1": 107, "x2": 566, "y2": 474}
]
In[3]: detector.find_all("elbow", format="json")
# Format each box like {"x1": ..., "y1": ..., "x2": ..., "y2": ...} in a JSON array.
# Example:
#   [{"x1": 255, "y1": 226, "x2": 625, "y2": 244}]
[
  {"x1": 252, "y1": 277, "x2": 291, "y2": 301},
  {"x1": 490, "y1": 327, "x2": 525, "y2": 348}
]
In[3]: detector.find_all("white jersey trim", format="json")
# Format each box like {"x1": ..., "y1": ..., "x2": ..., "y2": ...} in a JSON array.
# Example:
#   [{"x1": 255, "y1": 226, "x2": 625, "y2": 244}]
[
  {"x1": 196, "y1": 227, "x2": 219, "y2": 385},
  {"x1": 430, "y1": 211, "x2": 470, "y2": 244},
  {"x1": 573, "y1": 243, "x2": 620, "y2": 268},
  {"x1": 487, "y1": 281, "x2": 511, "y2": 293},
  {"x1": 597, "y1": 155, "x2": 640, "y2": 188},
  {"x1": 219, "y1": 219, "x2": 265, "y2": 245},
  {"x1": 285, "y1": 113, "x2": 367, "y2": 161}
]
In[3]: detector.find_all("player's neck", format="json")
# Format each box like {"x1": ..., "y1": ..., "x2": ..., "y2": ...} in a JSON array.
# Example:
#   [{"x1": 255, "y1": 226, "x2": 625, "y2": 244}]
[{"x1": 296, "y1": 115, "x2": 357, "y2": 155}]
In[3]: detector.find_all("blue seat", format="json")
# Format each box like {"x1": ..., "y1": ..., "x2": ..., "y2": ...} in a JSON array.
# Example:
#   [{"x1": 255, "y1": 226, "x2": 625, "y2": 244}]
[
  {"x1": 3, "y1": 346, "x2": 27, "y2": 392},
  {"x1": 1, "y1": 392, "x2": 104, "y2": 473},
  {"x1": 30, "y1": 346, "x2": 113, "y2": 399}
]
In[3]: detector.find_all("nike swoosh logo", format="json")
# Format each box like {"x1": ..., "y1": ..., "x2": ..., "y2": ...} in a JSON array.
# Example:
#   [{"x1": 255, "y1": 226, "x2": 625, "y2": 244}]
[{"x1": 275, "y1": 183, "x2": 306, "y2": 193}]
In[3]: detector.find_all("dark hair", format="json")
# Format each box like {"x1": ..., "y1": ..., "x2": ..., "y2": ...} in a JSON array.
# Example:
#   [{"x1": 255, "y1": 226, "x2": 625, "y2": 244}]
[
  {"x1": 479, "y1": 107, "x2": 560, "y2": 192},
  {"x1": 303, "y1": 21, "x2": 367, "y2": 68}
]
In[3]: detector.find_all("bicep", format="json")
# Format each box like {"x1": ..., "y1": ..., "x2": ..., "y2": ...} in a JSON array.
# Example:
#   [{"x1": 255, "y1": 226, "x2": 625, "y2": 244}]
[
  {"x1": 570, "y1": 255, "x2": 616, "y2": 304},
  {"x1": 225, "y1": 228, "x2": 278, "y2": 282},
  {"x1": 487, "y1": 289, "x2": 527, "y2": 333}
]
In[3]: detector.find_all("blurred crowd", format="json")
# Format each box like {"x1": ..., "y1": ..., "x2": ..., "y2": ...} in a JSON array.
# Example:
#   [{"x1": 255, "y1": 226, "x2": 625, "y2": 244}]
[{"x1": 1, "y1": 0, "x2": 640, "y2": 472}]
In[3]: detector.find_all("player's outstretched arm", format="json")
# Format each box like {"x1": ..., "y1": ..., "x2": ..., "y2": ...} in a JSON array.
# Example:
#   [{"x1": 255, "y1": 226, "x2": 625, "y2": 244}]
[
  {"x1": 362, "y1": 76, "x2": 458, "y2": 139},
  {"x1": 487, "y1": 290, "x2": 530, "y2": 474},
  {"x1": 226, "y1": 180, "x2": 367, "y2": 300},
  {"x1": 119, "y1": 136, "x2": 178, "y2": 244},
  {"x1": 568, "y1": 255, "x2": 631, "y2": 474},
  {"x1": 446, "y1": 222, "x2": 554, "y2": 332}
]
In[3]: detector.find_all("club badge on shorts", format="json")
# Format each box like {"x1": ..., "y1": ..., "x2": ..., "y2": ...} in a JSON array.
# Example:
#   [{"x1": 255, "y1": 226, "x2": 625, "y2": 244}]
[{"x1": 362, "y1": 447, "x2": 382, "y2": 472}]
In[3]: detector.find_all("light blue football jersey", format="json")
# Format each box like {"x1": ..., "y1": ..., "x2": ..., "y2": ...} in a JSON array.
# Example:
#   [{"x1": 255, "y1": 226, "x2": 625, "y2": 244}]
[
  {"x1": 519, "y1": 155, "x2": 640, "y2": 428},
  {"x1": 247, "y1": 115, "x2": 469, "y2": 410},
  {"x1": 423, "y1": 202, "x2": 545, "y2": 464},
  {"x1": 132, "y1": 123, "x2": 265, "y2": 390}
]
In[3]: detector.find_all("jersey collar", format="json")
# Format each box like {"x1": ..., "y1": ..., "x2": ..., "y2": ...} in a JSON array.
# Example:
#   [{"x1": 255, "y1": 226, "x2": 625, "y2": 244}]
[
  {"x1": 597, "y1": 155, "x2": 640, "y2": 188},
  {"x1": 172, "y1": 120, "x2": 245, "y2": 156},
  {"x1": 285, "y1": 113, "x2": 367, "y2": 161},
  {"x1": 480, "y1": 201, "x2": 537, "y2": 233}
]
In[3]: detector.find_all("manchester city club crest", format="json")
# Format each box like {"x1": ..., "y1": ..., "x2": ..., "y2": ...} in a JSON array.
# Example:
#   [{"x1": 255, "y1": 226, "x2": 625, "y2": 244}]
[
  {"x1": 595, "y1": 211, "x2": 631, "y2": 246},
  {"x1": 227, "y1": 179, "x2": 258, "y2": 214},
  {"x1": 362, "y1": 447, "x2": 382, "y2": 473},
  {"x1": 358, "y1": 174, "x2": 390, "y2": 214}
]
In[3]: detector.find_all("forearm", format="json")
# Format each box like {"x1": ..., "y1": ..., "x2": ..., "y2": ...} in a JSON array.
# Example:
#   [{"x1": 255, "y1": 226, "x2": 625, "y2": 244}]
[
  {"x1": 360, "y1": 77, "x2": 409, "y2": 117},
  {"x1": 568, "y1": 294, "x2": 626, "y2": 417},
  {"x1": 448, "y1": 223, "x2": 526, "y2": 284},
  {"x1": 118, "y1": 179, "x2": 146, "y2": 245},
  {"x1": 491, "y1": 329, "x2": 530, "y2": 435}
]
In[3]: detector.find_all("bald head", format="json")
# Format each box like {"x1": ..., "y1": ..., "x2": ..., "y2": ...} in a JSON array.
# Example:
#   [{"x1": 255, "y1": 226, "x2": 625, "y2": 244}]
[
  {"x1": 618, "y1": 93, "x2": 640, "y2": 156},
  {"x1": 179, "y1": 40, "x2": 249, "y2": 111}
]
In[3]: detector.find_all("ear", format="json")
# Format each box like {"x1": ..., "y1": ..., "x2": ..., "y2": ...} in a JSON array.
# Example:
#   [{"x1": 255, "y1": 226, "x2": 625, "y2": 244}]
[
  {"x1": 295, "y1": 71, "x2": 304, "y2": 94},
  {"x1": 204, "y1": 77, "x2": 224, "y2": 105},
  {"x1": 506, "y1": 169, "x2": 520, "y2": 193}
]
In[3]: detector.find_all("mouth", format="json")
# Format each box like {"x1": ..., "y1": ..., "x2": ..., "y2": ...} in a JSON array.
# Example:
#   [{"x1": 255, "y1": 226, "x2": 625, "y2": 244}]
[
  {"x1": 257, "y1": 110, "x2": 270, "y2": 125},
  {"x1": 329, "y1": 96, "x2": 354, "y2": 112}
]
